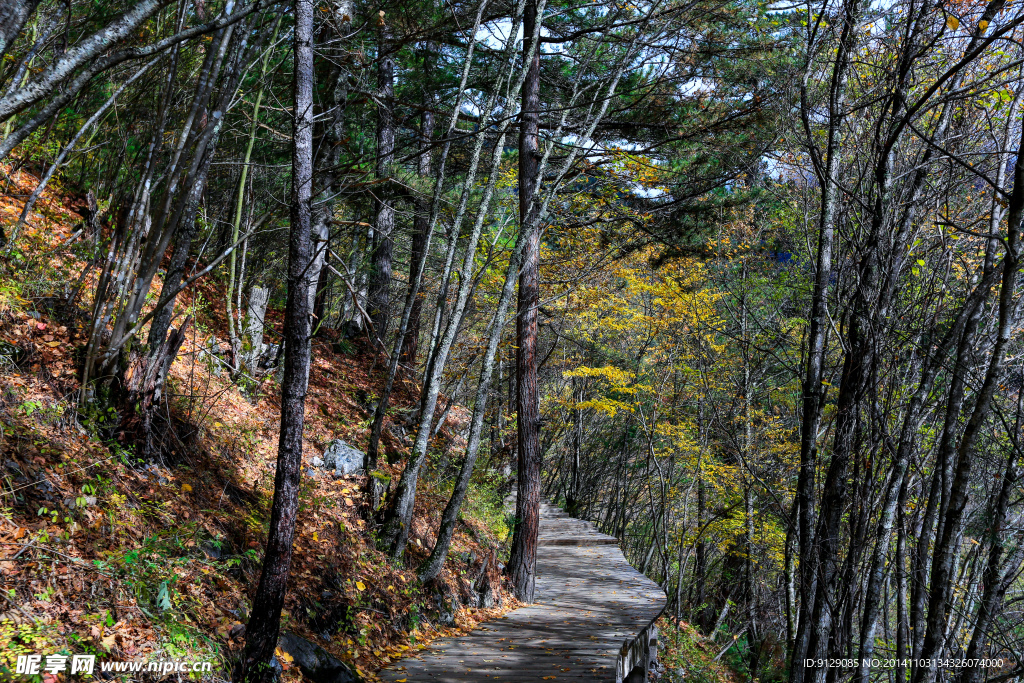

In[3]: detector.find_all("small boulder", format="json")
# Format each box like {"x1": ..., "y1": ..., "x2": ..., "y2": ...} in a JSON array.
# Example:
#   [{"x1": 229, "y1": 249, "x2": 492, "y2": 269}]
[
  {"x1": 201, "y1": 537, "x2": 231, "y2": 560},
  {"x1": 322, "y1": 440, "x2": 365, "y2": 476},
  {"x1": 311, "y1": 456, "x2": 324, "y2": 468},
  {"x1": 277, "y1": 632, "x2": 359, "y2": 683}
]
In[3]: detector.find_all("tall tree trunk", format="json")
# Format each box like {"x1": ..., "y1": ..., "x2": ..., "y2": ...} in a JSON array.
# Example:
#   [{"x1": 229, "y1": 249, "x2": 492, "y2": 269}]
[
  {"x1": 367, "y1": 29, "x2": 396, "y2": 343},
  {"x1": 506, "y1": 0, "x2": 543, "y2": 602},
  {"x1": 400, "y1": 103, "x2": 435, "y2": 370},
  {"x1": 373, "y1": 0, "x2": 516, "y2": 554},
  {"x1": 791, "y1": 1, "x2": 859, "y2": 676},
  {"x1": 418, "y1": 237, "x2": 523, "y2": 583},
  {"x1": 237, "y1": 0, "x2": 315, "y2": 677},
  {"x1": 914, "y1": 144, "x2": 1024, "y2": 683}
]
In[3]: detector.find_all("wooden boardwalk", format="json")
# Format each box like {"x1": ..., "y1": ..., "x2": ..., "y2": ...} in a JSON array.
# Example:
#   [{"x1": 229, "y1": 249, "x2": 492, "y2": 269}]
[{"x1": 380, "y1": 502, "x2": 666, "y2": 682}]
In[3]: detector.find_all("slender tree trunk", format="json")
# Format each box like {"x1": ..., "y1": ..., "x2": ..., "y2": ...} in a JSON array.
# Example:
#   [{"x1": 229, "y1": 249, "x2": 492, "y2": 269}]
[
  {"x1": 506, "y1": 0, "x2": 543, "y2": 602},
  {"x1": 227, "y1": 15, "x2": 281, "y2": 369},
  {"x1": 791, "y1": 2, "x2": 859, "y2": 676},
  {"x1": 418, "y1": 237, "x2": 523, "y2": 583},
  {"x1": 373, "y1": 0, "x2": 518, "y2": 554},
  {"x1": 237, "y1": 0, "x2": 315, "y2": 677},
  {"x1": 367, "y1": 30, "x2": 396, "y2": 342},
  {"x1": 400, "y1": 104, "x2": 435, "y2": 369},
  {"x1": 913, "y1": 106, "x2": 1024, "y2": 683}
]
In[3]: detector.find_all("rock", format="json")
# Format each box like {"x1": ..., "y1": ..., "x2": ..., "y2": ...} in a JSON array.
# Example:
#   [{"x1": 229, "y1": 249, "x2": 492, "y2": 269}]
[
  {"x1": 277, "y1": 632, "x2": 359, "y2": 683},
  {"x1": 322, "y1": 440, "x2": 365, "y2": 476},
  {"x1": 432, "y1": 592, "x2": 458, "y2": 626},
  {"x1": 311, "y1": 456, "x2": 324, "y2": 468},
  {"x1": 201, "y1": 537, "x2": 231, "y2": 560}
]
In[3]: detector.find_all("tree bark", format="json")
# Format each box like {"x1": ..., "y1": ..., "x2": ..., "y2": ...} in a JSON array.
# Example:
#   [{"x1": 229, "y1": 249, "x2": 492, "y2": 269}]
[
  {"x1": 243, "y1": 285, "x2": 270, "y2": 374},
  {"x1": 237, "y1": 0, "x2": 315, "y2": 676},
  {"x1": 367, "y1": 29, "x2": 396, "y2": 343},
  {"x1": 0, "y1": 0, "x2": 170, "y2": 122},
  {"x1": 400, "y1": 103, "x2": 435, "y2": 370},
  {"x1": 505, "y1": 0, "x2": 543, "y2": 603},
  {"x1": 0, "y1": 0, "x2": 41, "y2": 63}
]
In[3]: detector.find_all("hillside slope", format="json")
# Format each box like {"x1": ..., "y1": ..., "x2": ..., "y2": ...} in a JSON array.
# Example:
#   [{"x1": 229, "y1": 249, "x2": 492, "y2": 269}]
[{"x1": 0, "y1": 168, "x2": 515, "y2": 681}]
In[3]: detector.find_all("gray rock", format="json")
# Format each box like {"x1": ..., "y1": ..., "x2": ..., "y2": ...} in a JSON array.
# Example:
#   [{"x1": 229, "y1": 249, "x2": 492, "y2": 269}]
[
  {"x1": 201, "y1": 537, "x2": 231, "y2": 560},
  {"x1": 277, "y1": 632, "x2": 359, "y2": 683},
  {"x1": 322, "y1": 440, "x2": 365, "y2": 476},
  {"x1": 311, "y1": 456, "x2": 324, "y2": 468}
]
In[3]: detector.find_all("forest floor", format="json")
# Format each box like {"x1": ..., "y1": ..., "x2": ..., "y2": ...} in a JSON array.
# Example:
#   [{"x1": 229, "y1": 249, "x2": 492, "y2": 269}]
[{"x1": 0, "y1": 167, "x2": 517, "y2": 681}]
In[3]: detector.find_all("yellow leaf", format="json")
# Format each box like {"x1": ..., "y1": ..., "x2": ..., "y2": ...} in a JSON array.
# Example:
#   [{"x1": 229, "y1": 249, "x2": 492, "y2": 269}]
[
  {"x1": 397, "y1": 679, "x2": 407, "y2": 682},
  {"x1": 182, "y1": 484, "x2": 192, "y2": 493},
  {"x1": 275, "y1": 647, "x2": 294, "y2": 663},
  {"x1": 979, "y1": 19, "x2": 989, "y2": 31},
  {"x1": 313, "y1": 532, "x2": 319, "y2": 541},
  {"x1": 46, "y1": 341, "x2": 60, "y2": 347},
  {"x1": 946, "y1": 14, "x2": 959, "y2": 29},
  {"x1": 356, "y1": 581, "x2": 366, "y2": 591}
]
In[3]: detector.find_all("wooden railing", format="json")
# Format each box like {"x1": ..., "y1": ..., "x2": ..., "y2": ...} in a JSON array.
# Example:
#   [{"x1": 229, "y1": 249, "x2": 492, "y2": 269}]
[{"x1": 615, "y1": 609, "x2": 663, "y2": 683}]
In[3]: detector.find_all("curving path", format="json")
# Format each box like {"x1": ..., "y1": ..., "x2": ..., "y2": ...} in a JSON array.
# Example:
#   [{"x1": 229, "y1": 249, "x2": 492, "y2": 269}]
[{"x1": 380, "y1": 502, "x2": 666, "y2": 682}]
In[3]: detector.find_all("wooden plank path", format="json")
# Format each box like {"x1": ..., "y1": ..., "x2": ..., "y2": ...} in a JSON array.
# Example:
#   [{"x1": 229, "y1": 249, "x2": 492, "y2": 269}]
[{"x1": 380, "y1": 502, "x2": 666, "y2": 682}]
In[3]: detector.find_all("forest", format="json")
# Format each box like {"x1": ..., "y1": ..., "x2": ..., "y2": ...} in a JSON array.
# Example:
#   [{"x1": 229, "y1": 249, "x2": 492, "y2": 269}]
[{"x1": 0, "y1": 0, "x2": 1023, "y2": 680}]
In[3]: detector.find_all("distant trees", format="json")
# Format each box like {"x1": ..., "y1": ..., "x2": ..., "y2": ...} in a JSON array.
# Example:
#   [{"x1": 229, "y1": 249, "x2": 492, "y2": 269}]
[{"x1": 538, "y1": 1, "x2": 1024, "y2": 681}]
